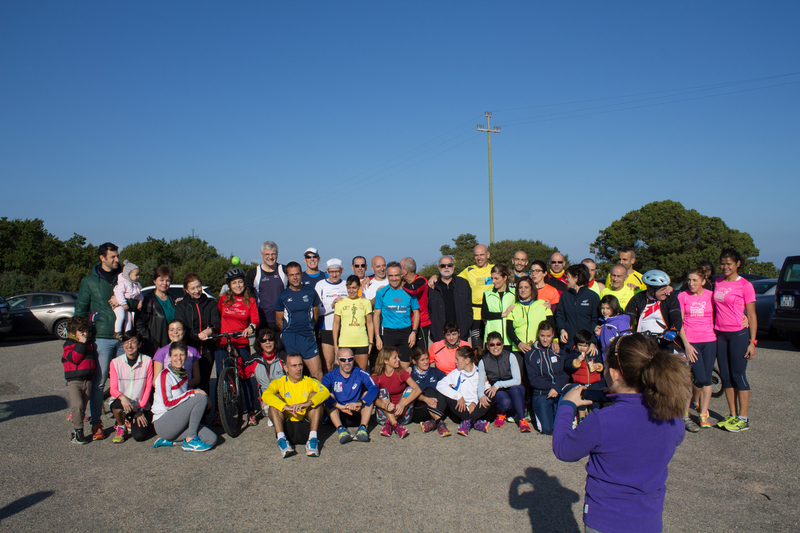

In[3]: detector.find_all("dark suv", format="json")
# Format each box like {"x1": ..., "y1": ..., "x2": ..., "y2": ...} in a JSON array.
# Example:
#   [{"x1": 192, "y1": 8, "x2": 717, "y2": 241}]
[{"x1": 772, "y1": 255, "x2": 800, "y2": 349}]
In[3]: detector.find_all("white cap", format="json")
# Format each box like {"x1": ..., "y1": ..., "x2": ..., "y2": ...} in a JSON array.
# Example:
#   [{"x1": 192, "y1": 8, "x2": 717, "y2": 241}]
[
  {"x1": 304, "y1": 247, "x2": 319, "y2": 257},
  {"x1": 326, "y1": 258, "x2": 343, "y2": 270}
]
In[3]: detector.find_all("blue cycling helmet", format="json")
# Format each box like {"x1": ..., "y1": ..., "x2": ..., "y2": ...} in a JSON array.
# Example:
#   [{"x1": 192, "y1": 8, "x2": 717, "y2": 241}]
[{"x1": 642, "y1": 270, "x2": 670, "y2": 288}]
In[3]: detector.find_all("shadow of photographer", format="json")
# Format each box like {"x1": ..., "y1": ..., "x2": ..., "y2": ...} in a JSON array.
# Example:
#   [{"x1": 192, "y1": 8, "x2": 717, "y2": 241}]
[{"x1": 509, "y1": 466, "x2": 582, "y2": 533}]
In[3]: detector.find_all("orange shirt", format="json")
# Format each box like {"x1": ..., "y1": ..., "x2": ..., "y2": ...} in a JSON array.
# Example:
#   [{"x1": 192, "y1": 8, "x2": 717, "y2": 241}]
[{"x1": 536, "y1": 283, "x2": 561, "y2": 305}]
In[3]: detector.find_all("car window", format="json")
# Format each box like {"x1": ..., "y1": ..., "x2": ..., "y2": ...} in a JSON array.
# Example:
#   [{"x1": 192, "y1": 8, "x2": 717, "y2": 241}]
[
  {"x1": 783, "y1": 262, "x2": 800, "y2": 283},
  {"x1": 30, "y1": 295, "x2": 57, "y2": 307},
  {"x1": 751, "y1": 281, "x2": 776, "y2": 295},
  {"x1": 7, "y1": 296, "x2": 26, "y2": 309}
]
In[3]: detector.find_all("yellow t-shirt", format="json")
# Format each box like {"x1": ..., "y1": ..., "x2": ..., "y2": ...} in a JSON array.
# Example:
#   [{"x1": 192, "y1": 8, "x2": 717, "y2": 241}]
[
  {"x1": 600, "y1": 285, "x2": 636, "y2": 310},
  {"x1": 605, "y1": 270, "x2": 646, "y2": 292},
  {"x1": 458, "y1": 264, "x2": 495, "y2": 320},
  {"x1": 334, "y1": 297, "x2": 372, "y2": 347},
  {"x1": 262, "y1": 376, "x2": 330, "y2": 422}
]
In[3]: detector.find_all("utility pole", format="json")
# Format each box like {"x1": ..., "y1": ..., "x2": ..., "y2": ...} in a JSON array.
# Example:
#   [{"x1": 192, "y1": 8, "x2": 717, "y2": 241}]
[{"x1": 477, "y1": 112, "x2": 501, "y2": 244}]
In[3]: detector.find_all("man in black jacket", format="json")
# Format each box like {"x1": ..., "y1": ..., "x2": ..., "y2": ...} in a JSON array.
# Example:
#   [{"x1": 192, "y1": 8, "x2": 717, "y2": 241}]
[
  {"x1": 428, "y1": 256, "x2": 473, "y2": 344},
  {"x1": 624, "y1": 270, "x2": 682, "y2": 350}
]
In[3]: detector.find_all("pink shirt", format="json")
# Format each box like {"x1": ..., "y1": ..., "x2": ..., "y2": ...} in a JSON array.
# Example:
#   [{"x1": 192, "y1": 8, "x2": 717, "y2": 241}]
[
  {"x1": 678, "y1": 289, "x2": 716, "y2": 343},
  {"x1": 713, "y1": 277, "x2": 755, "y2": 332}
]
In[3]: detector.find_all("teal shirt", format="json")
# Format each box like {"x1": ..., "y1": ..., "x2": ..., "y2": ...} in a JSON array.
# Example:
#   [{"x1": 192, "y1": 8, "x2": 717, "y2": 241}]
[{"x1": 157, "y1": 295, "x2": 175, "y2": 323}]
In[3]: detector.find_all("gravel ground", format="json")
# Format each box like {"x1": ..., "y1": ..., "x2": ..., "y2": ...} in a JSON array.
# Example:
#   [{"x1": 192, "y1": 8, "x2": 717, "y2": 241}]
[{"x1": 0, "y1": 336, "x2": 798, "y2": 532}]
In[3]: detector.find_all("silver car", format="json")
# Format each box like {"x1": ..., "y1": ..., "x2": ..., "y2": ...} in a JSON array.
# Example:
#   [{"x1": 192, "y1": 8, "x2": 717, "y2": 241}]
[{"x1": 7, "y1": 292, "x2": 78, "y2": 339}]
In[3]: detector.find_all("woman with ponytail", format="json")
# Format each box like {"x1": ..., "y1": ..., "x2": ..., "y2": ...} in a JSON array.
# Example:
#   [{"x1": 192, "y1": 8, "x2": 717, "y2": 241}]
[{"x1": 553, "y1": 334, "x2": 688, "y2": 533}]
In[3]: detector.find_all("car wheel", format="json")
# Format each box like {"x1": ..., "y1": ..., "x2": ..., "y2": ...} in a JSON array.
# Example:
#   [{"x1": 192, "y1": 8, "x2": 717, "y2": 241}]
[
  {"x1": 55, "y1": 319, "x2": 69, "y2": 340},
  {"x1": 789, "y1": 332, "x2": 800, "y2": 351}
]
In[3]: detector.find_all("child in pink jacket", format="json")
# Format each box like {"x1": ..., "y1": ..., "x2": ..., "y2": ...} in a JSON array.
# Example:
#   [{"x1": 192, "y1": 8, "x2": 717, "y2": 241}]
[{"x1": 114, "y1": 260, "x2": 143, "y2": 339}]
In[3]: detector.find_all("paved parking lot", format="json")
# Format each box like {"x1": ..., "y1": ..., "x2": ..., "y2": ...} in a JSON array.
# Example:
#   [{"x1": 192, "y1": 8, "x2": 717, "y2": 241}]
[{"x1": 0, "y1": 336, "x2": 798, "y2": 532}]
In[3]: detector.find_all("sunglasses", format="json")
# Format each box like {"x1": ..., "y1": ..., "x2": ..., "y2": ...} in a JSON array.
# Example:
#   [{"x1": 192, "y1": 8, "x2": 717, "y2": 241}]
[
  {"x1": 339, "y1": 357, "x2": 354, "y2": 363},
  {"x1": 439, "y1": 263, "x2": 454, "y2": 268},
  {"x1": 488, "y1": 343, "x2": 503, "y2": 348},
  {"x1": 353, "y1": 264, "x2": 366, "y2": 268},
  {"x1": 260, "y1": 338, "x2": 275, "y2": 343},
  {"x1": 551, "y1": 261, "x2": 564, "y2": 264},
  {"x1": 305, "y1": 254, "x2": 319, "y2": 259}
]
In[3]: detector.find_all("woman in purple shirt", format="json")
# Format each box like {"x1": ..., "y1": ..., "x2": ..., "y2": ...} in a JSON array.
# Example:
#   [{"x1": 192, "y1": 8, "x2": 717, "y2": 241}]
[{"x1": 553, "y1": 334, "x2": 688, "y2": 533}]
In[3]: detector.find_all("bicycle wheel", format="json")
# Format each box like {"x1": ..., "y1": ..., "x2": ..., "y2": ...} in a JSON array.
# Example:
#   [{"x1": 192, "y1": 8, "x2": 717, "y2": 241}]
[
  {"x1": 217, "y1": 366, "x2": 244, "y2": 437},
  {"x1": 710, "y1": 364, "x2": 724, "y2": 398}
]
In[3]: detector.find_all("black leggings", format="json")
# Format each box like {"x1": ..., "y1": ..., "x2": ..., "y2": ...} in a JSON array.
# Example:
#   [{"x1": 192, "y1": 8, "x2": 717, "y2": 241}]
[
  {"x1": 412, "y1": 387, "x2": 446, "y2": 422},
  {"x1": 109, "y1": 399, "x2": 151, "y2": 442},
  {"x1": 444, "y1": 395, "x2": 493, "y2": 423}
]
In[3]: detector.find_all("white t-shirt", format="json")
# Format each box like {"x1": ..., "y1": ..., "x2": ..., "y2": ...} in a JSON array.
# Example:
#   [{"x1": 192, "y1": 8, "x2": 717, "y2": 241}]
[
  {"x1": 315, "y1": 280, "x2": 348, "y2": 330},
  {"x1": 363, "y1": 277, "x2": 390, "y2": 302}
]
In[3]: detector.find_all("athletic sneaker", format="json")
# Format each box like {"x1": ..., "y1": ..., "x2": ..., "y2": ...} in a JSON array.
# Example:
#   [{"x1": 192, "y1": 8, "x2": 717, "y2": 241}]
[
  {"x1": 182, "y1": 436, "x2": 212, "y2": 452},
  {"x1": 473, "y1": 420, "x2": 489, "y2": 433},
  {"x1": 355, "y1": 425, "x2": 370, "y2": 442},
  {"x1": 380, "y1": 422, "x2": 393, "y2": 437},
  {"x1": 153, "y1": 438, "x2": 173, "y2": 448},
  {"x1": 437, "y1": 421, "x2": 451, "y2": 437},
  {"x1": 91, "y1": 422, "x2": 105, "y2": 441},
  {"x1": 112, "y1": 424, "x2": 127, "y2": 444},
  {"x1": 337, "y1": 426, "x2": 353, "y2": 444},
  {"x1": 248, "y1": 413, "x2": 258, "y2": 426},
  {"x1": 394, "y1": 424, "x2": 408, "y2": 439},
  {"x1": 306, "y1": 438, "x2": 320, "y2": 456},
  {"x1": 494, "y1": 414, "x2": 507, "y2": 428},
  {"x1": 70, "y1": 429, "x2": 87, "y2": 445},
  {"x1": 67, "y1": 412, "x2": 73, "y2": 422},
  {"x1": 519, "y1": 419, "x2": 532, "y2": 433},
  {"x1": 717, "y1": 414, "x2": 736, "y2": 429},
  {"x1": 457, "y1": 420, "x2": 471, "y2": 436},
  {"x1": 699, "y1": 413, "x2": 711, "y2": 429},
  {"x1": 693, "y1": 400, "x2": 701, "y2": 414},
  {"x1": 727, "y1": 417, "x2": 750, "y2": 433},
  {"x1": 277, "y1": 437, "x2": 295, "y2": 458},
  {"x1": 420, "y1": 419, "x2": 437, "y2": 433},
  {"x1": 684, "y1": 416, "x2": 700, "y2": 433}
]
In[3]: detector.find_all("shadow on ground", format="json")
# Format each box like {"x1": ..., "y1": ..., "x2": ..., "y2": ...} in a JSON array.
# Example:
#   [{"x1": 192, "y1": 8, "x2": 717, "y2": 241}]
[
  {"x1": 0, "y1": 491, "x2": 55, "y2": 524},
  {"x1": 509, "y1": 467, "x2": 582, "y2": 533},
  {"x1": 0, "y1": 395, "x2": 68, "y2": 423}
]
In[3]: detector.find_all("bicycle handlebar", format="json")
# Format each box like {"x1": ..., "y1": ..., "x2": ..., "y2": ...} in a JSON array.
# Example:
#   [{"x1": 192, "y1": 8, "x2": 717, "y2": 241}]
[{"x1": 206, "y1": 331, "x2": 247, "y2": 340}]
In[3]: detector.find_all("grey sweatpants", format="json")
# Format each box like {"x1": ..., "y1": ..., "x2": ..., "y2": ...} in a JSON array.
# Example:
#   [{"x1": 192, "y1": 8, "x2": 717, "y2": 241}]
[
  {"x1": 67, "y1": 380, "x2": 91, "y2": 430},
  {"x1": 153, "y1": 394, "x2": 217, "y2": 445}
]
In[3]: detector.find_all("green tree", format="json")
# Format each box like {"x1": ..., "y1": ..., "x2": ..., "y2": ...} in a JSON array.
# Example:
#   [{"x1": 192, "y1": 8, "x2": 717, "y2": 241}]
[
  {"x1": 590, "y1": 200, "x2": 778, "y2": 280},
  {"x1": 421, "y1": 233, "x2": 563, "y2": 278}
]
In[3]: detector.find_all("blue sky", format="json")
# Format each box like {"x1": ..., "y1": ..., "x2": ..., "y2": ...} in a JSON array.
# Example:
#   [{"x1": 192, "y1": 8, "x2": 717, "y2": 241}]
[{"x1": 2, "y1": 2, "x2": 798, "y2": 271}]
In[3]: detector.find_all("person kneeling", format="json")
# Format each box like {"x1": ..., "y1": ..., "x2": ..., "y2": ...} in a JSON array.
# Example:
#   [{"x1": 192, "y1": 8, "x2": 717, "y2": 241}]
[
  {"x1": 152, "y1": 342, "x2": 217, "y2": 452},
  {"x1": 263, "y1": 353, "x2": 331, "y2": 458},
  {"x1": 436, "y1": 346, "x2": 493, "y2": 436},
  {"x1": 322, "y1": 348, "x2": 378, "y2": 444}
]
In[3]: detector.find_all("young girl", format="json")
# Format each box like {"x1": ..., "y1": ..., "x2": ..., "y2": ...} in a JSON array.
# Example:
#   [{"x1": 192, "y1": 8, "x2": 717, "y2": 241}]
[
  {"x1": 372, "y1": 347, "x2": 423, "y2": 438},
  {"x1": 553, "y1": 334, "x2": 688, "y2": 533},
  {"x1": 595, "y1": 295, "x2": 631, "y2": 355},
  {"x1": 409, "y1": 346, "x2": 450, "y2": 437},
  {"x1": 436, "y1": 346, "x2": 492, "y2": 436},
  {"x1": 479, "y1": 332, "x2": 530, "y2": 432},
  {"x1": 678, "y1": 266, "x2": 717, "y2": 429},
  {"x1": 565, "y1": 330, "x2": 606, "y2": 421},
  {"x1": 113, "y1": 260, "x2": 143, "y2": 339},
  {"x1": 524, "y1": 321, "x2": 569, "y2": 435},
  {"x1": 152, "y1": 342, "x2": 217, "y2": 452}
]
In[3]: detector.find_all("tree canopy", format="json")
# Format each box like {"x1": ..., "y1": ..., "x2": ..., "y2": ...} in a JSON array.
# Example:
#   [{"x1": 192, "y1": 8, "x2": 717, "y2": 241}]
[
  {"x1": 420, "y1": 233, "x2": 563, "y2": 278},
  {"x1": 589, "y1": 200, "x2": 778, "y2": 280}
]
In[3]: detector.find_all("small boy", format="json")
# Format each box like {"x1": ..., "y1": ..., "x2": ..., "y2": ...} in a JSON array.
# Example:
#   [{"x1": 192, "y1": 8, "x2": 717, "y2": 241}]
[
  {"x1": 62, "y1": 316, "x2": 97, "y2": 444},
  {"x1": 565, "y1": 330, "x2": 605, "y2": 421}
]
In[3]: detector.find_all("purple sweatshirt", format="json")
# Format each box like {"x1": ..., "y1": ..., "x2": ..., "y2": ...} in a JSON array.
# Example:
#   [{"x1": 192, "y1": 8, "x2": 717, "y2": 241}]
[{"x1": 552, "y1": 394, "x2": 684, "y2": 533}]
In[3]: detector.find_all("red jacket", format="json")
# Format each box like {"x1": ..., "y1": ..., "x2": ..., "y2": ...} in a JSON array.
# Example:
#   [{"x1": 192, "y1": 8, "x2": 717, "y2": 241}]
[
  {"x1": 218, "y1": 294, "x2": 259, "y2": 349},
  {"x1": 62, "y1": 338, "x2": 97, "y2": 381},
  {"x1": 403, "y1": 275, "x2": 431, "y2": 327}
]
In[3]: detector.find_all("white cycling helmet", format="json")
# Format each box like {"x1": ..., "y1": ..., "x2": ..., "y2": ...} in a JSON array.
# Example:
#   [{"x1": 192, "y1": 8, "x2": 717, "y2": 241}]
[{"x1": 642, "y1": 270, "x2": 670, "y2": 288}]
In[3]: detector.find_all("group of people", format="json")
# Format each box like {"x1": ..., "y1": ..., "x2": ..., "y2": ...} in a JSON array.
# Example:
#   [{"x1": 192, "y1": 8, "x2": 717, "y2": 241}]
[{"x1": 60, "y1": 239, "x2": 759, "y2": 533}]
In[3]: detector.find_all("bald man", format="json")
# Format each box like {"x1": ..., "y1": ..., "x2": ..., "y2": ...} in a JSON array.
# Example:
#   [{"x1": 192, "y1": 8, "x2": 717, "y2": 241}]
[
  {"x1": 600, "y1": 264, "x2": 637, "y2": 310},
  {"x1": 545, "y1": 252, "x2": 569, "y2": 294},
  {"x1": 362, "y1": 255, "x2": 389, "y2": 305}
]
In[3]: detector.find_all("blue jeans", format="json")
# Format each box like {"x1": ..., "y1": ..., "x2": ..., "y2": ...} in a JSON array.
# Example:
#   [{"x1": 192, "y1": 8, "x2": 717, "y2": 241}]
[
  {"x1": 532, "y1": 393, "x2": 561, "y2": 435},
  {"x1": 91, "y1": 338, "x2": 123, "y2": 423}
]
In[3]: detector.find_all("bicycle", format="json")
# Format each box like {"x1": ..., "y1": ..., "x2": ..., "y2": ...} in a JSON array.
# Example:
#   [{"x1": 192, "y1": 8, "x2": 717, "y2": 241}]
[{"x1": 207, "y1": 331, "x2": 249, "y2": 438}]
